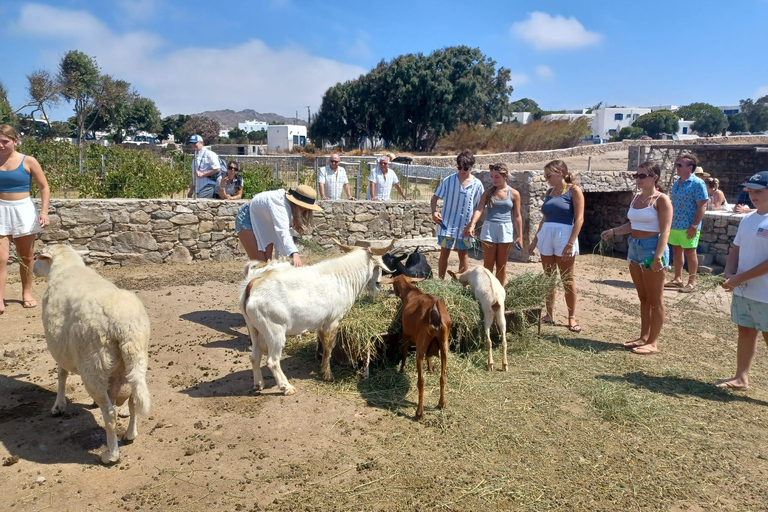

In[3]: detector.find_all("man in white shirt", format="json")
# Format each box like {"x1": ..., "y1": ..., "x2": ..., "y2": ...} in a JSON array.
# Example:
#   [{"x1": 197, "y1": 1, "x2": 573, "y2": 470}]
[
  {"x1": 317, "y1": 154, "x2": 355, "y2": 200},
  {"x1": 186, "y1": 134, "x2": 221, "y2": 199},
  {"x1": 368, "y1": 155, "x2": 407, "y2": 201},
  {"x1": 717, "y1": 170, "x2": 768, "y2": 391}
]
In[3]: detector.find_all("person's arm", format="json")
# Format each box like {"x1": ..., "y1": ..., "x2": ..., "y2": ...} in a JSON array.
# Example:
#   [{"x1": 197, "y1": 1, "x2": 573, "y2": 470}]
[
  {"x1": 217, "y1": 180, "x2": 227, "y2": 199},
  {"x1": 601, "y1": 222, "x2": 632, "y2": 239},
  {"x1": 562, "y1": 186, "x2": 585, "y2": 259},
  {"x1": 344, "y1": 183, "x2": 356, "y2": 200},
  {"x1": 723, "y1": 245, "x2": 739, "y2": 281},
  {"x1": 686, "y1": 199, "x2": 708, "y2": 239},
  {"x1": 652, "y1": 195, "x2": 673, "y2": 271},
  {"x1": 394, "y1": 183, "x2": 407, "y2": 200},
  {"x1": 430, "y1": 194, "x2": 443, "y2": 225},
  {"x1": 270, "y1": 197, "x2": 300, "y2": 259},
  {"x1": 511, "y1": 188, "x2": 523, "y2": 247},
  {"x1": 27, "y1": 156, "x2": 50, "y2": 227},
  {"x1": 463, "y1": 190, "x2": 489, "y2": 238},
  {"x1": 231, "y1": 184, "x2": 243, "y2": 200},
  {"x1": 723, "y1": 255, "x2": 768, "y2": 291},
  {"x1": 528, "y1": 214, "x2": 547, "y2": 256},
  {"x1": 713, "y1": 190, "x2": 725, "y2": 209},
  {"x1": 318, "y1": 183, "x2": 328, "y2": 200}
]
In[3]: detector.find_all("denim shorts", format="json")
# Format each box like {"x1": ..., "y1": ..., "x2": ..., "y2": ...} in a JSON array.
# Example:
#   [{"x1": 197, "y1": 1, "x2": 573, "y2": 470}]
[
  {"x1": 627, "y1": 235, "x2": 670, "y2": 268},
  {"x1": 234, "y1": 202, "x2": 252, "y2": 233},
  {"x1": 731, "y1": 294, "x2": 768, "y2": 332}
]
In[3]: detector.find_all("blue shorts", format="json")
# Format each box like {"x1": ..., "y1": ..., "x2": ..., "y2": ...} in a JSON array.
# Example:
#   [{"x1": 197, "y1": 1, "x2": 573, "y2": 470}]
[
  {"x1": 234, "y1": 202, "x2": 252, "y2": 233},
  {"x1": 480, "y1": 221, "x2": 514, "y2": 244},
  {"x1": 731, "y1": 294, "x2": 768, "y2": 332},
  {"x1": 438, "y1": 236, "x2": 473, "y2": 251},
  {"x1": 627, "y1": 235, "x2": 670, "y2": 268}
]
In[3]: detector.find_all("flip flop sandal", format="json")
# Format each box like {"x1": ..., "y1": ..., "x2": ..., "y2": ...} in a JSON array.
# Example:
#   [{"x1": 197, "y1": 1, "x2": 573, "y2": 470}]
[{"x1": 664, "y1": 281, "x2": 683, "y2": 289}]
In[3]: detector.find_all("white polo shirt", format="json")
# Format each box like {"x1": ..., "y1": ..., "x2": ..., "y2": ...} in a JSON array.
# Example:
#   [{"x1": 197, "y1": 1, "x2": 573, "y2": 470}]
[
  {"x1": 192, "y1": 148, "x2": 221, "y2": 193},
  {"x1": 317, "y1": 165, "x2": 349, "y2": 200},
  {"x1": 368, "y1": 167, "x2": 399, "y2": 200}
]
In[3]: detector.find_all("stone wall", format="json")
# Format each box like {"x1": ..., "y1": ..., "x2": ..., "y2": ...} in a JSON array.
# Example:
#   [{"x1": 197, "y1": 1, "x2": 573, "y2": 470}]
[
  {"x1": 699, "y1": 211, "x2": 744, "y2": 267},
  {"x1": 582, "y1": 191, "x2": 634, "y2": 252}
]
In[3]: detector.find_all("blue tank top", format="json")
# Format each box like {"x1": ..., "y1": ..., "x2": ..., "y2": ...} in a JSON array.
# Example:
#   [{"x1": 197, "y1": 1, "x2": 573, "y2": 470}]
[
  {"x1": 0, "y1": 156, "x2": 31, "y2": 193},
  {"x1": 485, "y1": 191, "x2": 513, "y2": 223},
  {"x1": 541, "y1": 187, "x2": 574, "y2": 225}
]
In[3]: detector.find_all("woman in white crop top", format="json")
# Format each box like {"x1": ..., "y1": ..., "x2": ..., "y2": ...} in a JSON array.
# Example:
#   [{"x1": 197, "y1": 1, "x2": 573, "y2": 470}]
[{"x1": 600, "y1": 161, "x2": 672, "y2": 355}]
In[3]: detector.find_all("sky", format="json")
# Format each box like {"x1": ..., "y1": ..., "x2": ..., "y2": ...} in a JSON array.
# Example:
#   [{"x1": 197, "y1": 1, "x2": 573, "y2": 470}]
[{"x1": 4, "y1": 0, "x2": 768, "y2": 124}]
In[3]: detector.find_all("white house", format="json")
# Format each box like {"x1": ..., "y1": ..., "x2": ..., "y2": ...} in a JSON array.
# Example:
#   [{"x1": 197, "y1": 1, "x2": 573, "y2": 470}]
[
  {"x1": 239, "y1": 120, "x2": 269, "y2": 133},
  {"x1": 718, "y1": 105, "x2": 741, "y2": 116},
  {"x1": 502, "y1": 112, "x2": 532, "y2": 124},
  {"x1": 542, "y1": 113, "x2": 595, "y2": 123},
  {"x1": 219, "y1": 129, "x2": 230, "y2": 138},
  {"x1": 267, "y1": 125, "x2": 307, "y2": 152},
  {"x1": 591, "y1": 107, "x2": 652, "y2": 140}
]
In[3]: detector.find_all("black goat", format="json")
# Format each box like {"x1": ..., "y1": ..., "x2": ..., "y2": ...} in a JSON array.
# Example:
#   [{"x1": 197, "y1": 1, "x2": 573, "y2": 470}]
[{"x1": 382, "y1": 247, "x2": 432, "y2": 279}]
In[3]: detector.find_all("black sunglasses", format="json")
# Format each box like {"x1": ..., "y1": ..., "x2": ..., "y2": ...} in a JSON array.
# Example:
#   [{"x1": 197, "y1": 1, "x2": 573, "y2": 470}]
[
  {"x1": 227, "y1": 165, "x2": 238, "y2": 170},
  {"x1": 633, "y1": 173, "x2": 651, "y2": 179},
  {"x1": 674, "y1": 162, "x2": 688, "y2": 168}
]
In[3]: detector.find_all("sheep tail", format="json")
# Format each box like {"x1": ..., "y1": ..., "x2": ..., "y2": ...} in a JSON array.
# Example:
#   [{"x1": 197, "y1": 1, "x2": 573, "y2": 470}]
[{"x1": 120, "y1": 325, "x2": 151, "y2": 416}]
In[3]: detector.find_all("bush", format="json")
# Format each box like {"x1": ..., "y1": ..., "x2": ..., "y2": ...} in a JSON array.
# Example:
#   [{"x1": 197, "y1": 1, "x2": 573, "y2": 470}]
[
  {"x1": 239, "y1": 164, "x2": 285, "y2": 197},
  {"x1": 436, "y1": 118, "x2": 591, "y2": 153}
]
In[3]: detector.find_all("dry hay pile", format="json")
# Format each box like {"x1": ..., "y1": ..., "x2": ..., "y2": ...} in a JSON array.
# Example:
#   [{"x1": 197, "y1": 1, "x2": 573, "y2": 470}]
[{"x1": 504, "y1": 271, "x2": 558, "y2": 312}]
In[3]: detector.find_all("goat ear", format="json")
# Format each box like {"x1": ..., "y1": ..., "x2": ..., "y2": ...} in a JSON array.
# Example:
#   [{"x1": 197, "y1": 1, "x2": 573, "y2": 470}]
[
  {"x1": 369, "y1": 239, "x2": 397, "y2": 256},
  {"x1": 408, "y1": 277, "x2": 425, "y2": 283},
  {"x1": 446, "y1": 270, "x2": 459, "y2": 280},
  {"x1": 36, "y1": 253, "x2": 52, "y2": 261}
]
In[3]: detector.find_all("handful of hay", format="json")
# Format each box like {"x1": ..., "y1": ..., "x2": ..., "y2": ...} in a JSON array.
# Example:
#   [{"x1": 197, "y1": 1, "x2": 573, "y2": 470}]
[{"x1": 504, "y1": 272, "x2": 558, "y2": 312}]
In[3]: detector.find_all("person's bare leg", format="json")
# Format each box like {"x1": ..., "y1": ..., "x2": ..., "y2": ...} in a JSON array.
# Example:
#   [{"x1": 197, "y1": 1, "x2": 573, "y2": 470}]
[
  {"x1": 437, "y1": 247, "x2": 451, "y2": 279},
  {"x1": 625, "y1": 262, "x2": 649, "y2": 347},
  {"x1": 237, "y1": 229, "x2": 261, "y2": 260},
  {"x1": 0, "y1": 236, "x2": 9, "y2": 313},
  {"x1": 683, "y1": 247, "x2": 698, "y2": 286},
  {"x1": 716, "y1": 326, "x2": 763, "y2": 389},
  {"x1": 481, "y1": 241, "x2": 496, "y2": 276},
  {"x1": 670, "y1": 245, "x2": 684, "y2": 284},
  {"x1": 540, "y1": 255, "x2": 558, "y2": 322},
  {"x1": 557, "y1": 256, "x2": 579, "y2": 331},
  {"x1": 494, "y1": 243, "x2": 511, "y2": 285},
  {"x1": 631, "y1": 265, "x2": 666, "y2": 354},
  {"x1": 13, "y1": 234, "x2": 37, "y2": 306},
  {"x1": 457, "y1": 249, "x2": 469, "y2": 274}
]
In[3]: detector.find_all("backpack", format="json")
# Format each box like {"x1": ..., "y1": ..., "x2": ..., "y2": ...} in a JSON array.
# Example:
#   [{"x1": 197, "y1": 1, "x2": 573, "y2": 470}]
[{"x1": 216, "y1": 156, "x2": 228, "y2": 181}]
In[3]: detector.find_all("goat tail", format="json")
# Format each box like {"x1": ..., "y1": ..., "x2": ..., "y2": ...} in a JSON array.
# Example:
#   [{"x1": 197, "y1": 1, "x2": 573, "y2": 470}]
[{"x1": 119, "y1": 321, "x2": 151, "y2": 416}]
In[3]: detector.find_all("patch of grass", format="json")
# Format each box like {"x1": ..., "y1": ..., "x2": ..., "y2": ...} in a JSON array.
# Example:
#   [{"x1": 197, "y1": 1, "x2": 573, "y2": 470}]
[{"x1": 588, "y1": 381, "x2": 669, "y2": 426}]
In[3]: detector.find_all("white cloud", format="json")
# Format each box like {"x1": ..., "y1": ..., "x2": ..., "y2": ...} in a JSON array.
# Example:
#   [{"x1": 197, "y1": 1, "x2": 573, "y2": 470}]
[
  {"x1": 12, "y1": 3, "x2": 366, "y2": 118},
  {"x1": 508, "y1": 73, "x2": 530, "y2": 88},
  {"x1": 535, "y1": 65, "x2": 554, "y2": 80},
  {"x1": 511, "y1": 12, "x2": 603, "y2": 50},
  {"x1": 115, "y1": 0, "x2": 159, "y2": 22}
]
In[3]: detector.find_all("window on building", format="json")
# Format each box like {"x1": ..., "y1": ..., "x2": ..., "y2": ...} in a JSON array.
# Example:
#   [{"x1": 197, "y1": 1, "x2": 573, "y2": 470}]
[
  {"x1": 633, "y1": 114, "x2": 639, "y2": 119},
  {"x1": 293, "y1": 135, "x2": 299, "y2": 145},
  {"x1": 682, "y1": 127, "x2": 688, "y2": 134},
  {"x1": 614, "y1": 113, "x2": 624, "y2": 121},
  {"x1": 608, "y1": 129, "x2": 617, "y2": 135}
]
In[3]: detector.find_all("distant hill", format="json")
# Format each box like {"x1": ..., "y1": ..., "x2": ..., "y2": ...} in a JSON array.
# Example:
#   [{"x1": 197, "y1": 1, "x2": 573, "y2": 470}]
[{"x1": 166, "y1": 109, "x2": 307, "y2": 129}]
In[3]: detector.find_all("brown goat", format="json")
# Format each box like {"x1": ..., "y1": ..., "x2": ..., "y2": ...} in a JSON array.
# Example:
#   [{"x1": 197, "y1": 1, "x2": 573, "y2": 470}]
[{"x1": 389, "y1": 275, "x2": 451, "y2": 420}]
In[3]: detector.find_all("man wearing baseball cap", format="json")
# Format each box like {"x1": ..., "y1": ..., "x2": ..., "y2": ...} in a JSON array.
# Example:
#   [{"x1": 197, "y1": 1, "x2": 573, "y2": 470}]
[
  {"x1": 716, "y1": 170, "x2": 768, "y2": 391},
  {"x1": 187, "y1": 135, "x2": 221, "y2": 199}
]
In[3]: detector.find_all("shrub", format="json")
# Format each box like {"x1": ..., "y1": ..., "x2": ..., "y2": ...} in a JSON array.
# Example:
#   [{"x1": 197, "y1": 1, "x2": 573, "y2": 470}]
[
  {"x1": 436, "y1": 118, "x2": 591, "y2": 153},
  {"x1": 239, "y1": 164, "x2": 285, "y2": 197}
]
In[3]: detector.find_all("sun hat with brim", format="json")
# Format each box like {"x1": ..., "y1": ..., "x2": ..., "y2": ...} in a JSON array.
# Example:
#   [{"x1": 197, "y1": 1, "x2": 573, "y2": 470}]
[
  {"x1": 188, "y1": 134, "x2": 203, "y2": 144},
  {"x1": 694, "y1": 166, "x2": 710, "y2": 177},
  {"x1": 740, "y1": 170, "x2": 768, "y2": 190},
  {"x1": 286, "y1": 184, "x2": 323, "y2": 211}
]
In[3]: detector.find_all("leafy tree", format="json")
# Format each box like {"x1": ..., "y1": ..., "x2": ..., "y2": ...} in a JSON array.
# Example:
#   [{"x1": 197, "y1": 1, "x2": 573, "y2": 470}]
[
  {"x1": 57, "y1": 50, "x2": 100, "y2": 145},
  {"x1": 179, "y1": 116, "x2": 220, "y2": 144},
  {"x1": 87, "y1": 75, "x2": 135, "y2": 142},
  {"x1": 0, "y1": 81, "x2": 14, "y2": 125},
  {"x1": 11, "y1": 70, "x2": 61, "y2": 135},
  {"x1": 161, "y1": 115, "x2": 189, "y2": 143},
  {"x1": 311, "y1": 46, "x2": 512, "y2": 151},
  {"x1": 675, "y1": 102, "x2": 727, "y2": 136},
  {"x1": 247, "y1": 130, "x2": 267, "y2": 143},
  {"x1": 728, "y1": 113, "x2": 750, "y2": 133},
  {"x1": 632, "y1": 110, "x2": 679, "y2": 138},
  {"x1": 616, "y1": 126, "x2": 644, "y2": 141},
  {"x1": 740, "y1": 96, "x2": 768, "y2": 132},
  {"x1": 509, "y1": 98, "x2": 543, "y2": 119},
  {"x1": 227, "y1": 127, "x2": 248, "y2": 143},
  {"x1": 126, "y1": 97, "x2": 162, "y2": 136}
]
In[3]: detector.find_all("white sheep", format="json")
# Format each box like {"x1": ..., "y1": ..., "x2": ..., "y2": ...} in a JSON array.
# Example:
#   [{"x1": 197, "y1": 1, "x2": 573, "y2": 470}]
[
  {"x1": 34, "y1": 245, "x2": 151, "y2": 464},
  {"x1": 448, "y1": 267, "x2": 508, "y2": 371}
]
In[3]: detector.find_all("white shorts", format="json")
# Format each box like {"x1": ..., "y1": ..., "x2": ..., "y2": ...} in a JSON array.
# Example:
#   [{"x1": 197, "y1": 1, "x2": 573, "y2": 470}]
[
  {"x1": 537, "y1": 222, "x2": 579, "y2": 257},
  {"x1": 480, "y1": 221, "x2": 514, "y2": 243},
  {"x1": 0, "y1": 197, "x2": 42, "y2": 237}
]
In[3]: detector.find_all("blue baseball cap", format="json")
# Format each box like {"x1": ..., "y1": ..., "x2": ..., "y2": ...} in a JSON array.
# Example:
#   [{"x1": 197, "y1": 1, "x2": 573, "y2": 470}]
[
  {"x1": 188, "y1": 134, "x2": 203, "y2": 144},
  {"x1": 741, "y1": 170, "x2": 768, "y2": 190}
]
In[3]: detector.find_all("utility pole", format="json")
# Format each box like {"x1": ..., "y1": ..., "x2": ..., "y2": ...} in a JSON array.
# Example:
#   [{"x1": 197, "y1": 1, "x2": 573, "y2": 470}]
[
  {"x1": 296, "y1": 110, "x2": 299, "y2": 124},
  {"x1": 306, "y1": 106, "x2": 311, "y2": 126}
]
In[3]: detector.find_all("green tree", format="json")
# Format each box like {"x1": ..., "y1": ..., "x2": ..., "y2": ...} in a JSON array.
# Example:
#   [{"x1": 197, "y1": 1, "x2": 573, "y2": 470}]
[
  {"x1": 632, "y1": 110, "x2": 679, "y2": 138},
  {"x1": 57, "y1": 50, "x2": 101, "y2": 145},
  {"x1": 179, "y1": 116, "x2": 220, "y2": 144},
  {"x1": 675, "y1": 102, "x2": 727, "y2": 136},
  {"x1": 13, "y1": 70, "x2": 61, "y2": 136},
  {"x1": 0, "y1": 81, "x2": 14, "y2": 125},
  {"x1": 227, "y1": 127, "x2": 248, "y2": 143},
  {"x1": 126, "y1": 97, "x2": 162, "y2": 136},
  {"x1": 161, "y1": 115, "x2": 189, "y2": 143},
  {"x1": 509, "y1": 98, "x2": 543, "y2": 119},
  {"x1": 616, "y1": 126, "x2": 644, "y2": 141},
  {"x1": 247, "y1": 130, "x2": 267, "y2": 143},
  {"x1": 728, "y1": 113, "x2": 750, "y2": 133},
  {"x1": 88, "y1": 75, "x2": 135, "y2": 142},
  {"x1": 741, "y1": 96, "x2": 768, "y2": 132}
]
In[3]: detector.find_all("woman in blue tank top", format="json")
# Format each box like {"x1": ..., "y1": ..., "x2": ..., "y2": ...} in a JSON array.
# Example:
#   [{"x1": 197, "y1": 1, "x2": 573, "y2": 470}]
[
  {"x1": 0, "y1": 124, "x2": 50, "y2": 314},
  {"x1": 528, "y1": 160, "x2": 585, "y2": 333},
  {"x1": 463, "y1": 163, "x2": 522, "y2": 285}
]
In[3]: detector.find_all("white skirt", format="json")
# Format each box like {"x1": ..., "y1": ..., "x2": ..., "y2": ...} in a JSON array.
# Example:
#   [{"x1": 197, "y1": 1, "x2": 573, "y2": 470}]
[{"x1": 0, "y1": 197, "x2": 42, "y2": 237}]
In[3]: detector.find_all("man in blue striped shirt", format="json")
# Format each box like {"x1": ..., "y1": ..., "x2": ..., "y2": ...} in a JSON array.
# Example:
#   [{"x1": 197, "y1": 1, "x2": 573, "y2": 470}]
[{"x1": 431, "y1": 151, "x2": 485, "y2": 278}]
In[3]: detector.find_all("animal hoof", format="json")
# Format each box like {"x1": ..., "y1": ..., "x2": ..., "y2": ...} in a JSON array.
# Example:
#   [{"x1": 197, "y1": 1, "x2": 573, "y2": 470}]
[
  {"x1": 322, "y1": 374, "x2": 334, "y2": 382},
  {"x1": 51, "y1": 403, "x2": 66, "y2": 416},
  {"x1": 487, "y1": 363, "x2": 494, "y2": 371},
  {"x1": 502, "y1": 364, "x2": 508, "y2": 372},
  {"x1": 415, "y1": 411, "x2": 424, "y2": 421},
  {"x1": 283, "y1": 387, "x2": 297, "y2": 396},
  {"x1": 100, "y1": 450, "x2": 119, "y2": 465}
]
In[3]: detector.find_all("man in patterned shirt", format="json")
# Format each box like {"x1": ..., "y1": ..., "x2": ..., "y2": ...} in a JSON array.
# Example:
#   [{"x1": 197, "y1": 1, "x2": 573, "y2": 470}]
[
  {"x1": 430, "y1": 151, "x2": 485, "y2": 279},
  {"x1": 317, "y1": 154, "x2": 355, "y2": 200},
  {"x1": 665, "y1": 153, "x2": 708, "y2": 293}
]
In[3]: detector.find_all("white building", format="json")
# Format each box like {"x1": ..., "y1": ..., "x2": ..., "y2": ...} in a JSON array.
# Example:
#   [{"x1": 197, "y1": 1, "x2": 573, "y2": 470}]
[
  {"x1": 502, "y1": 112, "x2": 532, "y2": 124},
  {"x1": 591, "y1": 107, "x2": 652, "y2": 140},
  {"x1": 219, "y1": 129, "x2": 230, "y2": 138},
  {"x1": 542, "y1": 113, "x2": 595, "y2": 123},
  {"x1": 267, "y1": 125, "x2": 307, "y2": 152},
  {"x1": 718, "y1": 105, "x2": 741, "y2": 116},
  {"x1": 239, "y1": 120, "x2": 269, "y2": 133},
  {"x1": 647, "y1": 105, "x2": 679, "y2": 112}
]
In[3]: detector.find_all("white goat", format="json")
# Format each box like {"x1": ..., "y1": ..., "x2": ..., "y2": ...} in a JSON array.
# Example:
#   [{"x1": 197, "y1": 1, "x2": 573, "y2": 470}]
[
  {"x1": 449, "y1": 267, "x2": 507, "y2": 371},
  {"x1": 34, "y1": 245, "x2": 151, "y2": 464},
  {"x1": 239, "y1": 239, "x2": 394, "y2": 395}
]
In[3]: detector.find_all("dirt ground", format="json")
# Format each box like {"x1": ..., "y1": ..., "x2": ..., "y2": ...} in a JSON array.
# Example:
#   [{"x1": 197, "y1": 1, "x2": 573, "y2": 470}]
[{"x1": 2, "y1": 249, "x2": 767, "y2": 511}]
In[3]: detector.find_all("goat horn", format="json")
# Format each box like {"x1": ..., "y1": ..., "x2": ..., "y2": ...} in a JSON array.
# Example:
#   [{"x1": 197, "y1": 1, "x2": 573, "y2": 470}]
[
  {"x1": 369, "y1": 239, "x2": 397, "y2": 256},
  {"x1": 377, "y1": 277, "x2": 395, "y2": 285},
  {"x1": 324, "y1": 234, "x2": 358, "y2": 253}
]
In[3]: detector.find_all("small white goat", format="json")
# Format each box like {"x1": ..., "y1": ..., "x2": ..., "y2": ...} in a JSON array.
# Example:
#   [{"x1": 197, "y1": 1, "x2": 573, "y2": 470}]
[
  {"x1": 239, "y1": 239, "x2": 393, "y2": 395},
  {"x1": 34, "y1": 245, "x2": 151, "y2": 464},
  {"x1": 449, "y1": 267, "x2": 507, "y2": 371}
]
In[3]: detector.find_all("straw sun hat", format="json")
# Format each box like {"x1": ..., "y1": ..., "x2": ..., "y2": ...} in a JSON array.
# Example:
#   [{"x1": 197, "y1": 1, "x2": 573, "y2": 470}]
[{"x1": 286, "y1": 185, "x2": 323, "y2": 211}]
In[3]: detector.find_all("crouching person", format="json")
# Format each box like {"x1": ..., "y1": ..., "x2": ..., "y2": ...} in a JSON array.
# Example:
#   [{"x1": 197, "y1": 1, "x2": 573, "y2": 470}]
[{"x1": 716, "y1": 170, "x2": 768, "y2": 391}]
